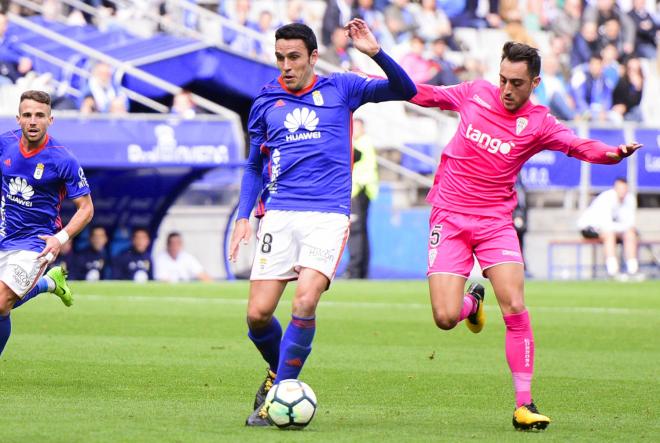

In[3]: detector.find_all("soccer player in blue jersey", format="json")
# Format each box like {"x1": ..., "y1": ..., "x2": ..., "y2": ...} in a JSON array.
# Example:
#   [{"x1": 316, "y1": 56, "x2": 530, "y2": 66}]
[
  {"x1": 228, "y1": 20, "x2": 416, "y2": 426},
  {"x1": 0, "y1": 90, "x2": 94, "y2": 357}
]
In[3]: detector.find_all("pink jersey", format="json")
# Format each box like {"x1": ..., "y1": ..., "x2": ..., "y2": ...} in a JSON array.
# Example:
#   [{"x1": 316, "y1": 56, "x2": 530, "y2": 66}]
[{"x1": 411, "y1": 80, "x2": 620, "y2": 218}]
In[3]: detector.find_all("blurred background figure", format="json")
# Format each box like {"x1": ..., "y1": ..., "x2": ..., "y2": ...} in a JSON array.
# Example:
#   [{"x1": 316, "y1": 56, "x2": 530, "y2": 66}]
[
  {"x1": 577, "y1": 178, "x2": 639, "y2": 278},
  {"x1": 0, "y1": 13, "x2": 33, "y2": 85},
  {"x1": 346, "y1": 118, "x2": 378, "y2": 279},
  {"x1": 70, "y1": 226, "x2": 111, "y2": 281},
  {"x1": 112, "y1": 228, "x2": 153, "y2": 282},
  {"x1": 154, "y1": 232, "x2": 212, "y2": 282},
  {"x1": 170, "y1": 89, "x2": 199, "y2": 119},
  {"x1": 79, "y1": 61, "x2": 128, "y2": 114},
  {"x1": 320, "y1": 26, "x2": 354, "y2": 70},
  {"x1": 611, "y1": 56, "x2": 645, "y2": 122},
  {"x1": 571, "y1": 54, "x2": 613, "y2": 122}
]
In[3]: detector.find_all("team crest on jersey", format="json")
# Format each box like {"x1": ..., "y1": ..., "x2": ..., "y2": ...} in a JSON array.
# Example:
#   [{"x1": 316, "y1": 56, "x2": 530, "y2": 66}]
[
  {"x1": 516, "y1": 117, "x2": 528, "y2": 135},
  {"x1": 312, "y1": 90, "x2": 324, "y2": 106},
  {"x1": 33, "y1": 163, "x2": 44, "y2": 179}
]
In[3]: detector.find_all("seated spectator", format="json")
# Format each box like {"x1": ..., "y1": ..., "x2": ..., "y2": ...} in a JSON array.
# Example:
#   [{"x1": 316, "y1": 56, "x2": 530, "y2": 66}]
[
  {"x1": 113, "y1": 228, "x2": 153, "y2": 282},
  {"x1": 355, "y1": 0, "x2": 393, "y2": 51},
  {"x1": 413, "y1": 0, "x2": 452, "y2": 44},
  {"x1": 550, "y1": 0, "x2": 582, "y2": 45},
  {"x1": 0, "y1": 13, "x2": 33, "y2": 85},
  {"x1": 384, "y1": 0, "x2": 418, "y2": 45},
  {"x1": 449, "y1": 0, "x2": 501, "y2": 29},
  {"x1": 628, "y1": 0, "x2": 658, "y2": 59},
  {"x1": 79, "y1": 61, "x2": 128, "y2": 114},
  {"x1": 577, "y1": 178, "x2": 639, "y2": 278},
  {"x1": 170, "y1": 89, "x2": 199, "y2": 119},
  {"x1": 570, "y1": 21, "x2": 600, "y2": 67},
  {"x1": 322, "y1": 0, "x2": 355, "y2": 48},
  {"x1": 598, "y1": 17, "x2": 626, "y2": 57},
  {"x1": 583, "y1": 0, "x2": 635, "y2": 57},
  {"x1": 221, "y1": 0, "x2": 259, "y2": 55},
  {"x1": 321, "y1": 27, "x2": 354, "y2": 70},
  {"x1": 399, "y1": 35, "x2": 437, "y2": 84},
  {"x1": 428, "y1": 37, "x2": 460, "y2": 86},
  {"x1": 570, "y1": 54, "x2": 613, "y2": 122},
  {"x1": 534, "y1": 53, "x2": 575, "y2": 121},
  {"x1": 154, "y1": 232, "x2": 211, "y2": 282},
  {"x1": 70, "y1": 226, "x2": 111, "y2": 281},
  {"x1": 611, "y1": 56, "x2": 644, "y2": 122}
]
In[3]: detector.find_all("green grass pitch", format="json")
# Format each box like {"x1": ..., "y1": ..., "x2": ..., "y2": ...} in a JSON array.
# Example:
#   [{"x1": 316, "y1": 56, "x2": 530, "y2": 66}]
[{"x1": 1, "y1": 280, "x2": 658, "y2": 442}]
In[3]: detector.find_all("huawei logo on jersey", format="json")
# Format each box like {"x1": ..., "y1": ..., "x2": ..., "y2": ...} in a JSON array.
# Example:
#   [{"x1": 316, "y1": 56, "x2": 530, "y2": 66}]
[
  {"x1": 7, "y1": 177, "x2": 34, "y2": 207},
  {"x1": 284, "y1": 107, "x2": 321, "y2": 142},
  {"x1": 465, "y1": 123, "x2": 514, "y2": 155}
]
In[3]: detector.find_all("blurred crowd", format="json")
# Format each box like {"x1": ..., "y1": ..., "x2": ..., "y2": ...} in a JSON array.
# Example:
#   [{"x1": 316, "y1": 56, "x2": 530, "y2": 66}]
[{"x1": 1, "y1": 0, "x2": 658, "y2": 122}]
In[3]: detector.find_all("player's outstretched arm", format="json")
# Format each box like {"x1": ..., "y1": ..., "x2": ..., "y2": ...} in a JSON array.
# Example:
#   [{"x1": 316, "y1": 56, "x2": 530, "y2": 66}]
[
  {"x1": 38, "y1": 194, "x2": 94, "y2": 262},
  {"x1": 345, "y1": 18, "x2": 416, "y2": 100},
  {"x1": 605, "y1": 142, "x2": 643, "y2": 161}
]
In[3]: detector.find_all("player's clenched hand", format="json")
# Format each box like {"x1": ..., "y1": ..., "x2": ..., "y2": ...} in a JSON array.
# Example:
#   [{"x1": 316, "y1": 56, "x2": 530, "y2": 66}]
[
  {"x1": 606, "y1": 142, "x2": 643, "y2": 161},
  {"x1": 37, "y1": 234, "x2": 63, "y2": 263},
  {"x1": 229, "y1": 218, "x2": 251, "y2": 262},
  {"x1": 344, "y1": 18, "x2": 380, "y2": 57}
]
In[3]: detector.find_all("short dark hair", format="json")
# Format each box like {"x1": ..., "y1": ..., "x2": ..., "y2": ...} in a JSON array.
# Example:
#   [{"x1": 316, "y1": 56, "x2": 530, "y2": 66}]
[
  {"x1": 132, "y1": 227, "x2": 150, "y2": 238},
  {"x1": 501, "y1": 42, "x2": 541, "y2": 78},
  {"x1": 20, "y1": 90, "x2": 51, "y2": 107},
  {"x1": 275, "y1": 23, "x2": 317, "y2": 55},
  {"x1": 166, "y1": 231, "x2": 181, "y2": 245},
  {"x1": 90, "y1": 225, "x2": 107, "y2": 235}
]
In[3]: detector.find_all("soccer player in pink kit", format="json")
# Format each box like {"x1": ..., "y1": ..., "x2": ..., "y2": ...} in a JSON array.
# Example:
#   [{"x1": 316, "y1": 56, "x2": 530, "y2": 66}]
[{"x1": 409, "y1": 42, "x2": 642, "y2": 431}]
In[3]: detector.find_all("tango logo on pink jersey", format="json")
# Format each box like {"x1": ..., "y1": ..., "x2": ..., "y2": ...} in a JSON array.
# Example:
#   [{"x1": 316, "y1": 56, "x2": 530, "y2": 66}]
[{"x1": 465, "y1": 123, "x2": 514, "y2": 155}]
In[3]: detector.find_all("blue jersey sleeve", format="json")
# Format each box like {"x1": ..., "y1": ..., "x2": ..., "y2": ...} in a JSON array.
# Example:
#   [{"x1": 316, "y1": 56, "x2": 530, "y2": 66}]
[
  {"x1": 237, "y1": 98, "x2": 267, "y2": 220},
  {"x1": 340, "y1": 49, "x2": 416, "y2": 110},
  {"x1": 58, "y1": 151, "x2": 91, "y2": 199}
]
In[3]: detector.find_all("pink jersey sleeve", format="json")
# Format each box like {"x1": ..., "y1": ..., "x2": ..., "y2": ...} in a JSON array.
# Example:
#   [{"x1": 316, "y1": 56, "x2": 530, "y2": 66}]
[
  {"x1": 409, "y1": 82, "x2": 472, "y2": 111},
  {"x1": 537, "y1": 113, "x2": 619, "y2": 165}
]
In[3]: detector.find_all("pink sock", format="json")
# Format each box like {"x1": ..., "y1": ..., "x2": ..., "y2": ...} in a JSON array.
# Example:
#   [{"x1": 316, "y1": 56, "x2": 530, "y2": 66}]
[
  {"x1": 458, "y1": 294, "x2": 476, "y2": 322},
  {"x1": 503, "y1": 310, "x2": 534, "y2": 408}
]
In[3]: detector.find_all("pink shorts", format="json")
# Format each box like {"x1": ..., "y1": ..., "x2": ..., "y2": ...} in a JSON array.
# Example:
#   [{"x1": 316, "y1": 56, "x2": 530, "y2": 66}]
[{"x1": 427, "y1": 206, "x2": 523, "y2": 277}]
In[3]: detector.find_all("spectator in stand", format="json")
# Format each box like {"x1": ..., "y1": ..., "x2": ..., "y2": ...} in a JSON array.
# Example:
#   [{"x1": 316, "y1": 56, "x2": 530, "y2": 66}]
[
  {"x1": 384, "y1": 0, "x2": 418, "y2": 45},
  {"x1": 548, "y1": 34, "x2": 572, "y2": 82},
  {"x1": 628, "y1": 0, "x2": 658, "y2": 59},
  {"x1": 449, "y1": 0, "x2": 501, "y2": 29},
  {"x1": 400, "y1": 35, "x2": 437, "y2": 84},
  {"x1": 577, "y1": 178, "x2": 639, "y2": 278},
  {"x1": 414, "y1": 0, "x2": 453, "y2": 45},
  {"x1": 583, "y1": 0, "x2": 635, "y2": 57},
  {"x1": 571, "y1": 54, "x2": 614, "y2": 122},
  {"x1": 170, "y1": 89, "x2": 199, "y2": 119},
  {"x1": 550, "y1": 0, "x2": 582, "y2": 48},
  {"x1": 222, "y1": 0, "x2": 259, "y2": 55},
  {"x1": 79, "y1": 61, "x2": 128, "y2": 114},
  {"x1": 322, "y1": 0, "x2": 355, "y2": 47},
  {"x1": 321, "y1": 27, "x2": 354, "y2": 70},
  {"x1": 598, "y1": 17, "x2": 626, "y2": 57},
  {"x1": 285, "y1": 0, "x2": 306, "y2": 25},
  {"x1": 600, "y1": 43, "x2": 621, "y2": 91},
  {"x1": 112, "y1": 228, "x2": 153, "y2": 282},
  {"x1": 534, "y1": 53, "x2": 575, "y2": 121},
  {"x1": 70, "y1": 226, "x2": 111, "y2": 281},
  {"x1": 570, "y1": 21, "x2": 600, "y2": 68},
  {"x1": 428, "y1": 37, "x2": 460, "y2": 86},
  {"x1": 154, "y1": 232, "x2": 212, "y2": 283},
  {"x1": 0, "y1": 13, "x2": 33, "y2": 85},
  {"x1": 611, "y1": 56, "x2": 644, "y2": 122}
]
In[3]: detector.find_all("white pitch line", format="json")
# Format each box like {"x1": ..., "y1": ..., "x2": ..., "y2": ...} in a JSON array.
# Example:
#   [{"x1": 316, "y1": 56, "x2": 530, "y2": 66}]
[{"x1": 80, "y1": 294, "x2": 655, "y2": 316}]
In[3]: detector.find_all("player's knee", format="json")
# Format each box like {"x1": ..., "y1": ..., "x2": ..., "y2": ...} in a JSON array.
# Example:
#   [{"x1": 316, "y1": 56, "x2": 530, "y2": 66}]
[
  {"x1": 292, "y1": 292, "x2": 319, "y2": 318},
  {"x1": 246, "y1": 309, "x2": 272, "y2": 329},
  {"x1": 432, "y1": 311, "x2": 459, "y2": 330},
  {"x1": 501, "y1": 300, "x2": 526, "y2": 315}
]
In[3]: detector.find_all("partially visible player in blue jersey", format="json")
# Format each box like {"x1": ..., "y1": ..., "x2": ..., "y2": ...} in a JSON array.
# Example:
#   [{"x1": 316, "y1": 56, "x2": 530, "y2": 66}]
[
  {"x1": 228, "y1": 20, "x2": 416, "y2": 426},
  {"x1": 0, "y1": 90, "x2": 94, "y2": 357}
]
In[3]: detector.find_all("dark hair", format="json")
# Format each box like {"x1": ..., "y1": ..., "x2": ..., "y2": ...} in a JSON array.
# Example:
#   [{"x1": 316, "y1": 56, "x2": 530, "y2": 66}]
[
  {"x1": 166, "y1": 231, "x2": 181, "y2": 244},
  {"x1": 132, "y1": 227, "x2": 150, "y2": 238},
  {"x1": 275, "y1": 23, "x2": 317, "y2": 55},
  {"x1": 90, "y1": 225, "x2": 107, "y2": 235},
  {"x1": 20, "y1": 90, "x2": 51, "y2": 107},
  {"x1": 614, "y1": 177, "x2": 628, "y2": 185},
  {"x1": 501, "y1": 42, "x2": 541, "y2": 78}
]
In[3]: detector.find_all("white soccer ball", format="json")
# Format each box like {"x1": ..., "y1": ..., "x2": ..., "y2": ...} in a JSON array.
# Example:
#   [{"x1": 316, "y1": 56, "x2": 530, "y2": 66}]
[{"x1": 264, "y1": 379, "x2": 317, "y2": 429}]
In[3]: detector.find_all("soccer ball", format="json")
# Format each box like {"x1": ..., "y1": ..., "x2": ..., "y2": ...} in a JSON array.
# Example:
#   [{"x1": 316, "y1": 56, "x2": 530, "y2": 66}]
[{"x1": 264, "y1": 379, "x2": 317, "y2": 429}]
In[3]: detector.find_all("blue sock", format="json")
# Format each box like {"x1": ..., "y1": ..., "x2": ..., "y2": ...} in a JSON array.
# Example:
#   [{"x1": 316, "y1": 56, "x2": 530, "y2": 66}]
[
  {"x1": 274, "y1": 315, "x2": 316, "y2": 384},
  {"x1": 0, "y1": 314, "x2": 11, "y2": 356},
  {"x1": 248, "y1": 316, "x2": 282, "y2": 373},
  {"x1": 13, "y1": 277, "x2": 50, "y2": 309}
]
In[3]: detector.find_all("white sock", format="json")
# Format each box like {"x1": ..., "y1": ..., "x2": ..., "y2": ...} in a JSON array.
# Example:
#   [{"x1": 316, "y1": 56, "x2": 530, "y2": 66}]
[
  {"x1": 606, "y1": 257, "x2": 619, "y2": 276},
  {"x1": 626, "y1": 258, "x2": 639, "y2": 275},
  {"x1": 44, "y1": 275, "x2": 56, "y2": 292}
]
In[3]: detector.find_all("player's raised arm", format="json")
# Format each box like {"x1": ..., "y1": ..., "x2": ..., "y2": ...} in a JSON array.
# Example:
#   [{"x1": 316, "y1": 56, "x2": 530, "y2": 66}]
[{"x1": 345, "y1": 18, "x2": 416, "y2": 100}]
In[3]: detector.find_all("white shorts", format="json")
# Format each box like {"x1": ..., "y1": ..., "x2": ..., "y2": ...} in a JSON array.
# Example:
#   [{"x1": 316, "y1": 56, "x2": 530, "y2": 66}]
[
  {"x1": 250, "y1": 210, "x2": 350, "y2": 281},
  {"x1": 0, "y1": 250, "x2": 49, "y2": 298}
]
